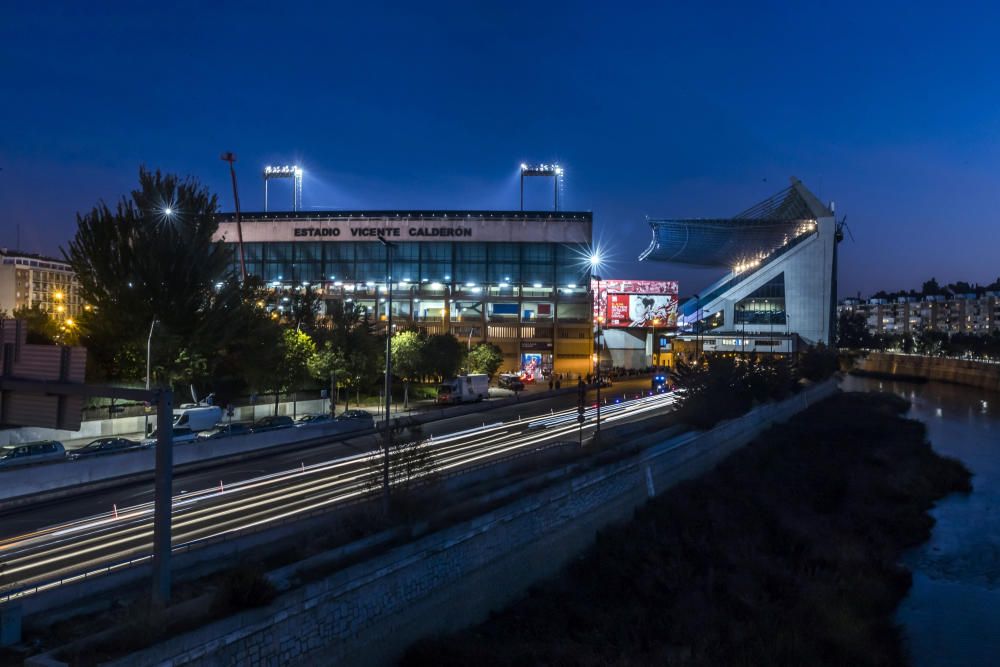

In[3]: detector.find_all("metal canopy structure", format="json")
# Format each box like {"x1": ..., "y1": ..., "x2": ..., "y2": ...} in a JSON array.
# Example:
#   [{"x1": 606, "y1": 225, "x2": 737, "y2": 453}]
[{"x1": 639, "y1": 179, "x2": 832, "y2": 267}]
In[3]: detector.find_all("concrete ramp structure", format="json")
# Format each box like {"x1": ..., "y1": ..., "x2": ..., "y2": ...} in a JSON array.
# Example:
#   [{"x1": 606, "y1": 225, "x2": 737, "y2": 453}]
[{"x1": 640, "y1": 178, "x2": 839, "y2": 347}]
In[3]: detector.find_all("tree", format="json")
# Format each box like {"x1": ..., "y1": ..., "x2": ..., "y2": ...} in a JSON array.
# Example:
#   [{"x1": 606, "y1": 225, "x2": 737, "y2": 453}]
[
  {"x1": 391, "y1": 331, "x2": 426, "y2": 381},
  {"x1": 308, "y1": 341, "x2": 348, "y2": 411},
  {"x1": 421, "y1": 333, "x2": 465, "y2": 381},
  {"x1": 921, "y1": 278, "x2": 943, "y2": 296},
  {"x1": 308, "y1": 302, "x2": 382, "y2": 409},
  {"x1": 364, "y1": 422, "x2": 436, "y2": 515},
  {"x1": 467, "y1": 342, "x2": 504, "y2": 378},
  {"x1": 272, "y1": 329, "x2": 317, "y2": 414},
  {"x1": 63, "y1": 167, "x2": 235, "y2": 385},
  {"x1": 11, "y1": 305, "x2": 69, "y2": 345},
  {"x1": 836, "y1": 310, "x2": 872, "y2": 349},
  {"x1": 274, "y1": 284, "x2": 323, "y2": 334}
]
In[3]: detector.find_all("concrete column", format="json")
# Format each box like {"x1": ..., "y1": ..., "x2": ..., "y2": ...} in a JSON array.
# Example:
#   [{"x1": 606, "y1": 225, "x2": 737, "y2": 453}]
[{"x1": 152, "y1": 388, "x2": 173, "y2": 605}]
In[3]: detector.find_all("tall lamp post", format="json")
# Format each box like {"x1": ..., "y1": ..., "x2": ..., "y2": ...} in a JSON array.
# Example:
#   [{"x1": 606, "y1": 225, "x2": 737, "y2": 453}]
[
  {"x1": 590, "y1": 251, "x2": 604, "y2": 434},
  {"x1": 378, "y1": 236, "x2": 393, "y2": 514},
  {"x1": 693, "y1": 292, "x2": 701, "y2": 364},
  {"x1": 144, "y1": 318, "x2": 158, "y2": 435},
  {"x1": 220, "y1": 152, "x2": 247, "y2": 282}
]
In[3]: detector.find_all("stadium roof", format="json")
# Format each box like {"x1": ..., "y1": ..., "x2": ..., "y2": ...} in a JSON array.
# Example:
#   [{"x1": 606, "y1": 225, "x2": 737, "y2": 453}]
[{"x1": 639, "y1": 178, "x2": 831, "y2": 267}]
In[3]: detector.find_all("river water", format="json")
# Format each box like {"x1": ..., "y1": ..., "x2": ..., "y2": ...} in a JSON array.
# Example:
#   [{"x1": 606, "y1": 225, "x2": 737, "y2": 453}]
[{"x1": 841, "y1": 375, "x2": 1000, "y2": 666}]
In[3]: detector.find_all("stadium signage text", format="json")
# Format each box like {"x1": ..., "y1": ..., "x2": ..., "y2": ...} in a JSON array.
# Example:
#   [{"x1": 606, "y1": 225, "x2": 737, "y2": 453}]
[{"x1": 293, "y1": 226, "x2": 473, "y2": 238}]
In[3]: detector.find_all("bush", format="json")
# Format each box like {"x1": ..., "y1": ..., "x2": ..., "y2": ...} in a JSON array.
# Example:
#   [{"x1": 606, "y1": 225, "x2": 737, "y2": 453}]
[
  {"x1": 402, "y1": 392, "x2": 971, "y2": 667},
  {"x1": 211, "y1": 564, "x2": 277, "y2": 614}
]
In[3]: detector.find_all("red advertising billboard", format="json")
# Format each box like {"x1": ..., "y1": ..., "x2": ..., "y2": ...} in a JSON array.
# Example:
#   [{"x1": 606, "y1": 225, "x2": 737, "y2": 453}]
[{"x1": 592, "y1": 279, "x2": 679, "y2": 328}]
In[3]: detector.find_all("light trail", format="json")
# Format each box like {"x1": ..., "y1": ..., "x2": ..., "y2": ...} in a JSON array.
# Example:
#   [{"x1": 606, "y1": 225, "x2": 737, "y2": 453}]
[{"x1": 0, "y1": 391, "x2": 677, "y2": 600}]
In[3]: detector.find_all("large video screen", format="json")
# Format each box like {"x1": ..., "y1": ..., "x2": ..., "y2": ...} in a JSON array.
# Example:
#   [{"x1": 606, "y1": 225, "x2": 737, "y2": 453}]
[{"x1": 592, "y1": 279, "x2": 679, "y2": 328}]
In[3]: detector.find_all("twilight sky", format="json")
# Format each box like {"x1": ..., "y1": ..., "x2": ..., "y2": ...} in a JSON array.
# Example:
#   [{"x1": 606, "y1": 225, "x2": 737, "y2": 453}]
[{"x1": 1, "y1": 1, "x2": 998, "y2": 298}]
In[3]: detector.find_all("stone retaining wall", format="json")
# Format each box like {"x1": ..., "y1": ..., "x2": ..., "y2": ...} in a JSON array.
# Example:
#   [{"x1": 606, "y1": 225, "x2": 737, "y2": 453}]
[{"x1": 857, "y1": 353, "x2": 1000, "y2": 392}]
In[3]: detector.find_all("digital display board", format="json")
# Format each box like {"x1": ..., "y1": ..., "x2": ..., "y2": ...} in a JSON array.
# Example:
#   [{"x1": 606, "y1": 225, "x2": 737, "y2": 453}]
[{"x1": 592, "y1": 279, "x2": 679, "y2": 328}]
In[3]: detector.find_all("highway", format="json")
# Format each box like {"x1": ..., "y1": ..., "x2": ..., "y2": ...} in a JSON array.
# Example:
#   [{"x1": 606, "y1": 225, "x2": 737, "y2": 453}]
[
  {"x1": 0, "y1": 377, "x2": 658, "y2": 537},
  {"x1": 0, "y1": 385, "x2": 677, "y2": 601}
]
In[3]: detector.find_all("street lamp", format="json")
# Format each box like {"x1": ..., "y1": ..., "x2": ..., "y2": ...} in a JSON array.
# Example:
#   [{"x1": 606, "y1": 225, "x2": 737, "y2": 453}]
[
  {"x1": 377, "y1": 236, "x2": 394, "y2": 514},
  {"x1": 591, "y1": 262, "x2": 604, "y2": 435},
  {"x1": 693, "y1": 293, "x2": 701, "y2": 365},
  {"x1": 144, "y1": 319, "x2": 158, "y2": 436}
]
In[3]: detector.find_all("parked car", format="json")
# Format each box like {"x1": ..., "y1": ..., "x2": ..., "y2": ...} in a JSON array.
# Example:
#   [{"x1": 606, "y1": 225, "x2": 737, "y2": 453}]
[
  {"x1": 68, "y1": 437, "x2": 143, "y2": 459},
  {"x1": 331, "y1": 409, "x2": 375, "y2": 432},
  {"x1": 142, "y1": 427, "x2": 198, "y2": 447},
  {"x1": 251, "y1": 415, "x2": 295, "y2": 432},
  {"x1": 0, "y1": 440, "x2": 66, "y2": 468},
  {"x1": 336, "y1": 409, "x2": 373, "y2": 422},
  {"x1": 296, "y1": 414, "x2": 334, "y2": 426},
  {"x1": 498, "y1": 374, "x2": 525, "y2": 391},
  {"x1": 196, "y1": 422, "x2": 252, "y2": 441}
]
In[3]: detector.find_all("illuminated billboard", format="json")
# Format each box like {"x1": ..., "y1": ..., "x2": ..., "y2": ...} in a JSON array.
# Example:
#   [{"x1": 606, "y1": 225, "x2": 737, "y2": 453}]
[{"x1": 592, "y1": 279, "x2": 679, "y2": 328}]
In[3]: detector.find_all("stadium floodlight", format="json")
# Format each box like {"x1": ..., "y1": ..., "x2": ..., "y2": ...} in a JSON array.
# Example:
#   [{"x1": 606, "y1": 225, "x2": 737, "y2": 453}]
[
  {"x1": 263, "y1": 164, "x2": 304, "y2": 212},
  {"x1": 520, "y1": 162, "x2": 564, "y2": 211}
]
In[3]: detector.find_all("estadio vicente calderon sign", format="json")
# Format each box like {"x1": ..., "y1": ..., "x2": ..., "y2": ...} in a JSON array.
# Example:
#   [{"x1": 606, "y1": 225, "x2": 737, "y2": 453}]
[{"x1": 214, "y1": 214, "x2": 591, "y2": 244}]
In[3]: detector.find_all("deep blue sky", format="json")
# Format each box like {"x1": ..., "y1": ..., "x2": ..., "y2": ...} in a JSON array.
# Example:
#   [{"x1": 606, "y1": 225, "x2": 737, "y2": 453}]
[{"x1": 2, "y1": 1, "x2": 998, "y2": 297}]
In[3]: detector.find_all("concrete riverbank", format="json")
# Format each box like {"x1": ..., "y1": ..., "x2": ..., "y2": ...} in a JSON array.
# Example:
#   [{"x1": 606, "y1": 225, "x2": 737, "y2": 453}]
[{"x1": 855, "y1": 352, "x2": 1000, "y2": 392}]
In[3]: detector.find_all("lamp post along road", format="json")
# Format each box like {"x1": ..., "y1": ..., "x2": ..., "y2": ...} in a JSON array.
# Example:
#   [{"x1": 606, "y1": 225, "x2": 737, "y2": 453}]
[
  {"x1": 378, "y1": 237, "x2": 393, "y2": 514},
  {"x1": 144, "y1": 319, "x2": 157, "y2": 436},
  {"x1": 590, "y1": 255, "x2": 603, "y2": 435}
]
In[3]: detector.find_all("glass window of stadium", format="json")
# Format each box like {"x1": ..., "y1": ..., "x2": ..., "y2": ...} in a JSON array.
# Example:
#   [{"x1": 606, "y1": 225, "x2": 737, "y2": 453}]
[
  {"x1": 735, "y1": 273, "x2": 786, "y2": 325},
  {"x1": 414, "y1": 300, "x2": 445, "y2": 321}
]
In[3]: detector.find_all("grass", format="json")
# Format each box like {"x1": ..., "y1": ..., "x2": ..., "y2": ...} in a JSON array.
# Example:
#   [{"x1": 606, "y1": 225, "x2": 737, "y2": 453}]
[{"x1": 402, "y1": 391, "x2": 972, "y2": 667}]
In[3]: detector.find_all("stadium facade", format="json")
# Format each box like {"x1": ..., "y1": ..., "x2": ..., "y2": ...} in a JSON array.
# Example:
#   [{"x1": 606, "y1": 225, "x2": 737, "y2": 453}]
[
  {"x1": 640, "y1": 178, "x2": 838, "y2": 355},
  {"x1": 213, "y1": 210, "x2": 595, "y2": 377}
]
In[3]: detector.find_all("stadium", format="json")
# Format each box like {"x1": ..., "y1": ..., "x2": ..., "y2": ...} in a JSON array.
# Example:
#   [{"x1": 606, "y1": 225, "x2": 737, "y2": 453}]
[
  {"x1": 640, "y1": 178, "x2": 839, "y2": 358},
  {"x1": 213, "y1": 210, "x2": 596, "y2": 378}
]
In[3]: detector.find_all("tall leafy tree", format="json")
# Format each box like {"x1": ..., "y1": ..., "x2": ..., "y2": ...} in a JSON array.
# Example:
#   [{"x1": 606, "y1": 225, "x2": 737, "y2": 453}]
[
  {"x1": 421, "y1": 333, "x2": 465, "y2": 380},
  {"x1": 63, "y1": 167, "x2": 238, "y2": 384},
  {"x1": 467, "y1": 342, "x2": 504, "y2": 378},
  {"x1": 391, "y1": 330, "x2": 426, "y2": 381},
  {"x1": 271, "y1": 329, "x2": 317, "y2": 414}
]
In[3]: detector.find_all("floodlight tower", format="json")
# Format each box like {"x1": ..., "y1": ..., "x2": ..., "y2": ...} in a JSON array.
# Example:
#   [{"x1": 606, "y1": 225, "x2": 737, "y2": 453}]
[
  {"x1": 520, "y1": 163, "x2": 563, "y2": 211},
  {"x1": 263, "y1": 165, "x2": 304, "y2": 211}
]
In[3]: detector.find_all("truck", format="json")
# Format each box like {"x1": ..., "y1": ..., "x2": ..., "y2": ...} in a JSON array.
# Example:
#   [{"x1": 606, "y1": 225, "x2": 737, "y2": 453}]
[
  {"x1": 172, "y1": 405, "x2": 224, "y2": 432},
  {"x1": 437, "y1": 374, "x2": 490, "y2": 404}
]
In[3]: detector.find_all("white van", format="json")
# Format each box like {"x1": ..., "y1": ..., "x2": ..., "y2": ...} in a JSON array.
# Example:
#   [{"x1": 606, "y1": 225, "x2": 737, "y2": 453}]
[
  {"x1": 173, "y1": 406, "x2": 223, "y2": 432},
  {"x1": 437, "y1": 374, "x2": 489, "y2": 404}
]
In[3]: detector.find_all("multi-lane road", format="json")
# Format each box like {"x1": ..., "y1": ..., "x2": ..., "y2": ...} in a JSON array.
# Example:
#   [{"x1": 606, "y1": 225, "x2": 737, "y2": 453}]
[{"x1": 0, "y1": 382, "x2": 677, "y2": 601}]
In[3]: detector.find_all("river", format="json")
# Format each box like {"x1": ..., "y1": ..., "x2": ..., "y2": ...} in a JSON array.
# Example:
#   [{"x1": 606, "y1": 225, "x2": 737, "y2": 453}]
[{"x1": 841, "y1": 375, "x2": 1000, "y2": 666}]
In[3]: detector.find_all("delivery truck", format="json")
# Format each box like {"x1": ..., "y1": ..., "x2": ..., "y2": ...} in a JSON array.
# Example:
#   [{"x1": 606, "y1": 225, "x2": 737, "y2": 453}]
[{"x1": 437, "y1": 374, "x2": 489, "y2": 404}]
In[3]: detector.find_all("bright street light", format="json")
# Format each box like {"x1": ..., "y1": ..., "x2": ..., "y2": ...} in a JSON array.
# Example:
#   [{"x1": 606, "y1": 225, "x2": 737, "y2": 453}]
[{"x1": 163, "y1": 207, "x2": 173, "y2": 216}]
